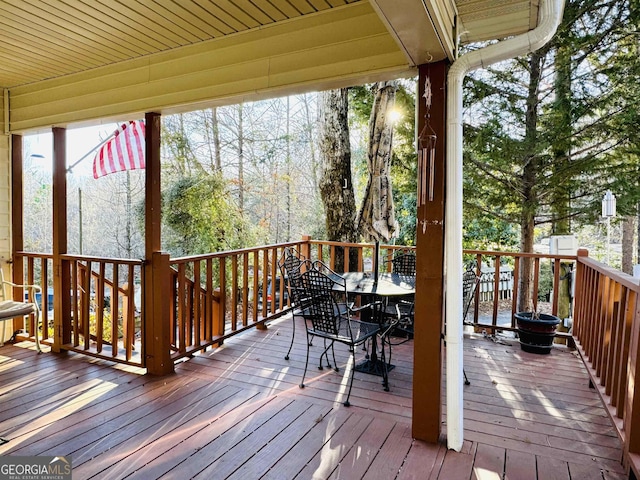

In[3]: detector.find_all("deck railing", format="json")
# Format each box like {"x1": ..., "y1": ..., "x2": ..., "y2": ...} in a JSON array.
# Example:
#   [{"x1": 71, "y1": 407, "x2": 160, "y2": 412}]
[
  {"x1": 168, "y1": 241, "x2": 307, "y2": 360},
  {"x1": 572, "y1": 250, "x2": 640, "y2": 476},
  {"x1": 15, "y1": 252, "x2": 144, "y2": 366},
  {"x1": 463, "y1": 249, "x2": 578, "y2": 335},
  {"x1": 13, "y1": 241, "x2": 640, "y2": 475},
  {"x1": 12, "y1": 252, "x2": 53, "y2": 345}
]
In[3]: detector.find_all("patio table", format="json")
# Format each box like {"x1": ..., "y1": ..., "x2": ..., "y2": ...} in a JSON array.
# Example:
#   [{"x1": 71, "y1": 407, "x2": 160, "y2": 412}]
[{"x1": 333, "y1": 272, "x2": 415, "y2": 379}]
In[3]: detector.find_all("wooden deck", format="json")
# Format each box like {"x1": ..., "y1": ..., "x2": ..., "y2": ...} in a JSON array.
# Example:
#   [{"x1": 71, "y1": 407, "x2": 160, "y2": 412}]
[{"x1": 0, "y1": 315, "x2": 629, "y2": 479}]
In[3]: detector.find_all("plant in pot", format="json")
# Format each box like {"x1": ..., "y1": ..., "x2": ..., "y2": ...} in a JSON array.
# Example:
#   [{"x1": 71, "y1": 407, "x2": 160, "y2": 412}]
[{"x1": 514, "y1": 311, "x2": 560, "y2": 354}]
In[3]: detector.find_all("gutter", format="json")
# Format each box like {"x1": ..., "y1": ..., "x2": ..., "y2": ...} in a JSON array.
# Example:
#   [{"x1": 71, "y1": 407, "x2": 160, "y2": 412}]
[{"x1": 444, "y1": 0, "x2": 565, "y2": 452}]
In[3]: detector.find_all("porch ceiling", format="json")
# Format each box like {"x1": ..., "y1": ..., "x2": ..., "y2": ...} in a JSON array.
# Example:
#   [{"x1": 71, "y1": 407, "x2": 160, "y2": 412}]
[{"x1": 0, "y1": 0, "x2": 540, "y2": 132}]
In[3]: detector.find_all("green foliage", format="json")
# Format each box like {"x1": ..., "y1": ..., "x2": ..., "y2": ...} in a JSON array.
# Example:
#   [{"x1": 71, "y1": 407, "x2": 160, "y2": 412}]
[
  {"x1": 463, "y1": 0, "x2": 636, "y2": 250},
  {"x1": 537, "y1": 261, "x2": 553, "y2": 302},
  {"x1": 162, "y1": 174, "x2": 255, "y2": 255},
  {"x1": 463, "y1": 217, "x2": 519, "y2": 251}
]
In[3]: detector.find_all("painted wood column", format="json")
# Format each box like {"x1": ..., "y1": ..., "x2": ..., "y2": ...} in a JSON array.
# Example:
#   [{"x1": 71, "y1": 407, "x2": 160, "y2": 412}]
[
  {"x1": 52, "y1": 127, "x2": 71, "y2": 352},
  {"x1": 412, "y1": 61, "x2": 447, "y2": 442},
  {"x1": 10, "y1": 135, "x2": 24, "y2": 334},
  {"x1": 143, "y1": 112, "x2": 173, "y2": 375}
]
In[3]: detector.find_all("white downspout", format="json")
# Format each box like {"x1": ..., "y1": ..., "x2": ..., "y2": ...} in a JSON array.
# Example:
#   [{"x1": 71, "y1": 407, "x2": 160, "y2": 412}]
[{"x1": 445, "y1": 0, "x2": 564, "y2": 451}]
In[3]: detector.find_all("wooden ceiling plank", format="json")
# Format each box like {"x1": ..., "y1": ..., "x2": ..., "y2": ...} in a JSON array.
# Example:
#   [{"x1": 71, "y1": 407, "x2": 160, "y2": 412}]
[
  {"x1": 0, "y1": 51, "x2": 66, "y2": 78},
  {"x1": 4, "y1": 0, "x2": 132, "y2": 62},
  {"x1": 267, "y1": 0, "x2": 304, "y2": 17},
  {"x1": 127, "y1": 0, "x2": 203, "y2": 43},
  {"x1": 145, "y1": 0, "x2": 216, "y2": 40},
  {"x1": 231, "y1": 0, "x2": 286, "y2": 22},
  {"x1": 68, "y1": 0, "x2": 170, "y2": 53},
  {"x1": 169, "y1": 0, "x2": 236, "y2": 36},
  {"x1": 82, "y1": 0, "x2": 176, "y2": 50},
  {"x1": 39, "y1": 0, "x2": 151, "y2": 56},
  {"x1": 0, "y1": 25, "x2": 97, "y2": 71},
  {"x1": 0, "y1": 71, "x2": 24, "y2": 87},
  {"x1": 11, "y1": 0, "x2": 136, "y2": 60},
  {"x1": 152, "y1": 0, "x2": 224, "y2": 39},
  {"x1": 91, "y1": 0, "x2": 183, "y2": 47},
  {"x1": 0, "y1": 5, "x2": 115, "y2": 65},
  {"x1": 191, "y1": 0, "x2": 251, "y2": 32},
  {"x1": 286, "y1": 0, "x2": 316, "y2": 14},
  {"x1": 306, "y1": 0, "x2": 332, "y2": 10},
  {"x1": 326, "y1": 0, "x2": 348, "y2": 7},
  {"x1": 213, "y1": 0, "x2": 263, "y2": 27}
]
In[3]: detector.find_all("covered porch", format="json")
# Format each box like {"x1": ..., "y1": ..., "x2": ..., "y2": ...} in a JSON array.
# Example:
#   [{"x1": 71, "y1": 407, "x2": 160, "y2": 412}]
[{"x1": 0, "y1": 314, "x2": 626, "y2": 479}]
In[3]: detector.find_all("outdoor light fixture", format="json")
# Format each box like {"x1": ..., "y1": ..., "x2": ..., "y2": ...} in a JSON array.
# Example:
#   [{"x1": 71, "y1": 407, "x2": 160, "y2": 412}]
[{"x1": 602, "y1": 189, "x2": 617, "y2": 265}]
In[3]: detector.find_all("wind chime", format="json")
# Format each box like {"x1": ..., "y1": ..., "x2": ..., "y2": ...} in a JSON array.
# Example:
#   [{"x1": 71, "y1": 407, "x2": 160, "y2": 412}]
[{"x1": 417, "y1": 76, "x2": 437, "y2": 234}]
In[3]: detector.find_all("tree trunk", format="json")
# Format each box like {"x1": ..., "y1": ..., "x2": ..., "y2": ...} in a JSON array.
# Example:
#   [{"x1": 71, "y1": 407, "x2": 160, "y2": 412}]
[
  {"x1": 518, "y1": 51, "x2": 544, "y2": 313},
  {"x1": 304, "y1": 94, "x2": 319, "y2": 188},
  {"x1": 622, "y1": 215, "x2": 635, "y2": 275},
  {"x1": 212, "y1": 107, "x2": 222, "y2": 171},
  {"x1": 637, "y1": 201, "x2": 640, "y2": 266},
  {"x1": 319, "y1": 89, "x2": 358, "y2": 270},
  {"x1": 551, "y1": 44, "x2": 572, "y2": 235},
  {"x1": 238, "y1": 103, "x2": 244, "y2": 213}
]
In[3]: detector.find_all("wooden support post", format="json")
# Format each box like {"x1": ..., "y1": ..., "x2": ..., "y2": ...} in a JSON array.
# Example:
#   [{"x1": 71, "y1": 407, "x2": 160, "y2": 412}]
[
  {"x1": 574, "y1": 248, "x2": 589, "y2": 338},
  {"x1": 412, "y1": 61, "x2": 447, "y2": 443},
  {"x1": 144, "y1": 251, "x2": 172, "y2": 374},
  {"x1": 212, "y1": 287, "x2": 223, "y2": 347},
  {"x1": 300, "y1": 235, "x2": 311, "y2": 262},
  {"x1": 143, "y1": 112, "x2": 173, "y2": 375},
  {"x1": 10, "y1": 135, "x2": 24, "y2": 334},
  {"x1": 52, "y1": 127, "x2": 71, "y2": 352}
]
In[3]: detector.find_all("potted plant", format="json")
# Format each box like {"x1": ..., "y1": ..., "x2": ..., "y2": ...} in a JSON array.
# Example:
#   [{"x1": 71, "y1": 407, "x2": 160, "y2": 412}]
[{"x1": 514, "y1": 311, "x2": 560, "y2": 354}]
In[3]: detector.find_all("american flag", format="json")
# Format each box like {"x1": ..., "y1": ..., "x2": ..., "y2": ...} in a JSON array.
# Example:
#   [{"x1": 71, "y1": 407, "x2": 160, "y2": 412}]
[{"x1": 93, "y1": 120, "x2": 145, "y2": 179}]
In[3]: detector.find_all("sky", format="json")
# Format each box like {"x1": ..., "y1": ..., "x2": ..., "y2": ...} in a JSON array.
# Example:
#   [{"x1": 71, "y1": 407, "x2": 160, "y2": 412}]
[{"x1": 23, "y1": 123, "x2": 121, "y2": 178}]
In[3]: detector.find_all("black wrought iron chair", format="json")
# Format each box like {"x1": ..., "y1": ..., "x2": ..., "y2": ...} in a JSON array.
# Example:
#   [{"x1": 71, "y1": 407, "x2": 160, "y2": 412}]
[
  {"x1": 383, "y1": 252, "x2": 416, "y2": 341},
  {"x1": 461, "y1": 268, "x2": 481, "y2": 385},
  {"x1": 298, "y1": 264, "x2": 382, "y2": 407},
  {"x1": 278, "y1": 246, "x2": 310, "y2": 360},
  {"x1": 390, "y1": 252, "x2": 416, "y2": 275},
  {"x1": 440, "y1": 268, "x2": 481, "y2": 386},
  {"x1": 462, "y1": 268, "x2": 481, "y2": 326}
]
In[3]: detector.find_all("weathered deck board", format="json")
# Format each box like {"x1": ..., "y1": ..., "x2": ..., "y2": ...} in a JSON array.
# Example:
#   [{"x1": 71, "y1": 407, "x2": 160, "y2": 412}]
[
  {"x1": 0, "y1": 314, "x2": 628, "y2": 479},
  {"x1": 504, "y1": 449, "x2": 537, "y2": 480}
]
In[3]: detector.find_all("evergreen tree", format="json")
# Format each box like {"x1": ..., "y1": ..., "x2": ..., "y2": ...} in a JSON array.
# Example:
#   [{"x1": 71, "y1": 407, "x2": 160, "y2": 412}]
[{"x1": 464, "y1": 0, "x2": 633, "y2": 308}]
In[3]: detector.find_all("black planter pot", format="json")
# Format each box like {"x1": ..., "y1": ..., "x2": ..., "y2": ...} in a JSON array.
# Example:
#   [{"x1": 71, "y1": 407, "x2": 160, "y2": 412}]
[{"x1": 515, "y1": 312, "x2": 560, "y2": 354}]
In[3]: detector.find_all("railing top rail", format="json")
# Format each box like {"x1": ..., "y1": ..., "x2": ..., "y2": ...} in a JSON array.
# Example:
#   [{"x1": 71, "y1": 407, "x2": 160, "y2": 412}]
[
  {"x1": 59, "y1": 254, "x2": 145, "y2": 265},
  {"x1": 309, "y1": 239, "x2": 415, "y2": 250},
  {"x1": 578, "y1": 255, "x2": 640, "y2": 291},
  {"x1": 170, "y1": 240, "x2": 305, "y2": 263},
  {"x1": 17, "y1": 251, "x2": 144, "y2": 265},
  {"x1": 463, "y1": 249, "x2": 579, "y2": 262},
  {"x1": 15, "y1": 251, "x2": 54, "y2": 259}
]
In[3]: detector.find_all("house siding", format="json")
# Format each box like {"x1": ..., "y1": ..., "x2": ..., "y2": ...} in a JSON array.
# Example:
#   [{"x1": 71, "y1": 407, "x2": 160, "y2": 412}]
[
  {"x1": 0, "y1": 91, "x2": 10, "y2": 262},
  {"x1": 8, "y1": 2, "x2": 412, "y2": 132}
]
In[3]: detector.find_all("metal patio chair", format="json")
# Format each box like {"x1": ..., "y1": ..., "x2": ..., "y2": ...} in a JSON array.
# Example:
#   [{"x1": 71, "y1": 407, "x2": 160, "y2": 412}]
[
  {"x1": 461, "y1": 268, "x2": 481, "y2": 385},
  {"x1": 383, "y1": 252, "x2": 416, "y2": 341},
  {"x1": 278, "y1": 246, "x2": 311, "y2": 360},
  {"x1": 297, "y1": 264, "x2": 382, "y2": 407}
]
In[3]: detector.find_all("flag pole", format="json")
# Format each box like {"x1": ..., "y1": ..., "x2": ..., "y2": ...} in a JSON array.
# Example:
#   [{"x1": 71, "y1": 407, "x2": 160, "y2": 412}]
[{"x1": 65, "y1": 130, "x2": 117, "y2": 173}]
